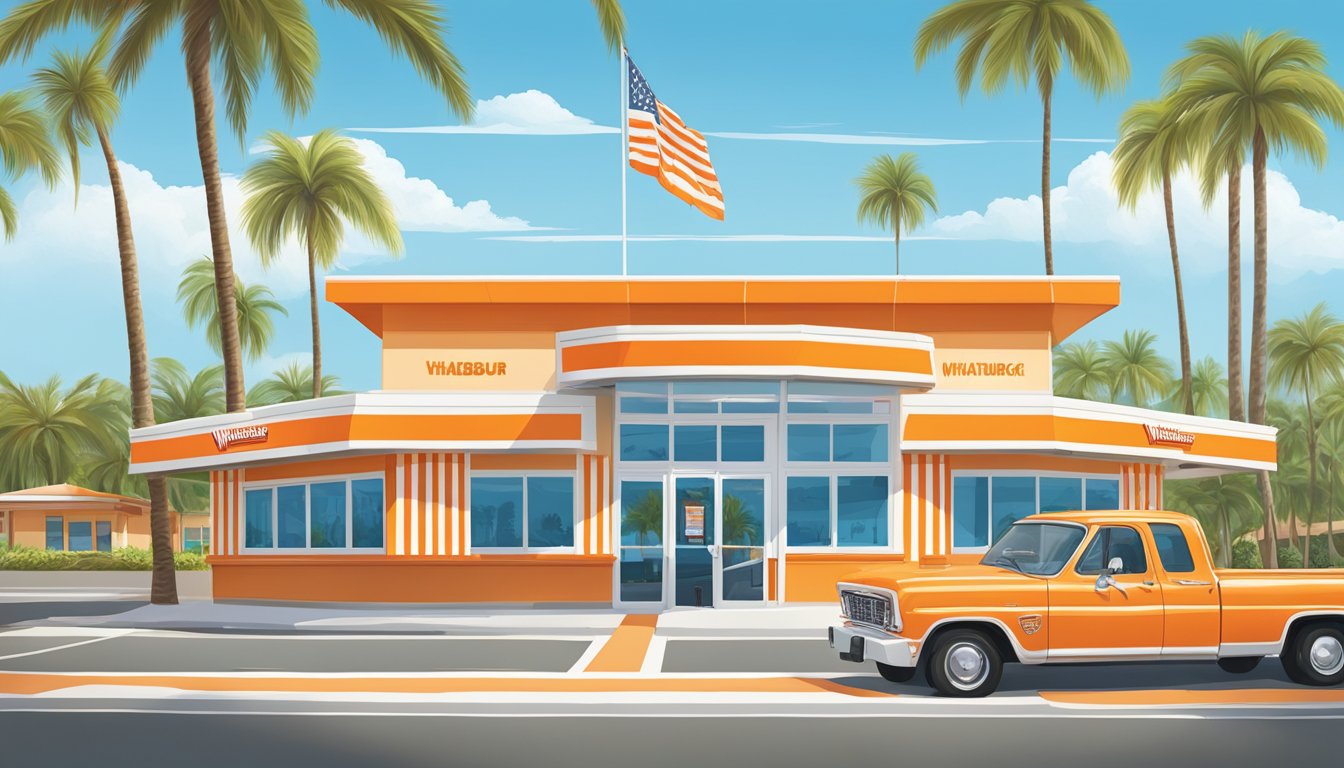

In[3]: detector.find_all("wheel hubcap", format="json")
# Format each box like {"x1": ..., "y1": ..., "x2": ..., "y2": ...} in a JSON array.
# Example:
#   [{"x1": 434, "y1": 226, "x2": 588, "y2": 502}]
[
  {"x1": 1309, "y1": 636, "x2": 1344, "y2": 676},
  {"x1": 945, "y1": 642, "x2": 989, "y2": 690}
]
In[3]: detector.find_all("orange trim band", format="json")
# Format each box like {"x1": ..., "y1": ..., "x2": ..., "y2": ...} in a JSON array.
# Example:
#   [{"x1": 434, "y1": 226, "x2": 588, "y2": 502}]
[{"x1": 561, "y1": 339, "x2": 932, "y2": 376}]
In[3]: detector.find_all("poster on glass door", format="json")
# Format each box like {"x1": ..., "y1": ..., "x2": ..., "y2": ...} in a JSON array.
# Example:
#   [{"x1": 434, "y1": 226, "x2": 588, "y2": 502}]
[{"x1": 684, "y1": 504, "x2": 705, "y2": 541}]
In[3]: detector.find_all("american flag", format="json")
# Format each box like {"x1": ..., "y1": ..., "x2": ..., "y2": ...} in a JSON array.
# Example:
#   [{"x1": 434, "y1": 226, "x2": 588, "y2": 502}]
[{"x1": 626, "y1": 53, "x2": 724, "y2": 220}]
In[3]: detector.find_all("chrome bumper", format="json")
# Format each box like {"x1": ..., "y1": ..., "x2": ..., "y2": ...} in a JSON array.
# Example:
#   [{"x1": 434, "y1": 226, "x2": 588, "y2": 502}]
[{"x1": 829, "y1": 623, "x2": 916, "y2": 667}]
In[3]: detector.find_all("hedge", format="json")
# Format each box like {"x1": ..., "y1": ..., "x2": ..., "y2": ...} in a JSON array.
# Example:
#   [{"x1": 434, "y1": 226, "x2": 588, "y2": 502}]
[{"x1": 0, "y1": 544, "x2": 208, "y2": 571}]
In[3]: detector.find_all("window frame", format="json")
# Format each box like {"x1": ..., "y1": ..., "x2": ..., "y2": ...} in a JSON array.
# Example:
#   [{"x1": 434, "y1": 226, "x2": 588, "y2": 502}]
[
  {"x1": 240, "y1": 472, "x2": 386, "y2": 554},
  {"x1": 468, "y1": 469, "x2": 579, "y2": 554},
  {"x1": 784, "y1": 472, "x2": 892, "y2": 553},
  {"x1": 949, "y1": 470, "x2": 1124, "y2": 555},
  {"x1": 1074, "y1": 524, "x2": 1151, "y2": 576},
  {"x1": 45, "y1": 515, "x2": 64, "y2": 551}
]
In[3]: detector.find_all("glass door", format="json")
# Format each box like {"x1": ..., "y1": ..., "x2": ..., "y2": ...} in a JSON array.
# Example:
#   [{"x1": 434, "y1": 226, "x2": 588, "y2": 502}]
[
  {"x1": 673, "y1": 476, "x2": 716, "y2": 607},
  {"x1": 618, "y1": 478, "x2": 666, "y2": 605},
  {"x1": 719, "y1": 477, "x2": 767, "y2": 605}
]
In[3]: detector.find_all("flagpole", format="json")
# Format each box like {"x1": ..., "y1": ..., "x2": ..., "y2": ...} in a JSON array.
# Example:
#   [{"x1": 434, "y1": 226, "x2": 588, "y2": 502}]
[{"x1": 620, "y1": 46, "x2": 628, "y2": 277}]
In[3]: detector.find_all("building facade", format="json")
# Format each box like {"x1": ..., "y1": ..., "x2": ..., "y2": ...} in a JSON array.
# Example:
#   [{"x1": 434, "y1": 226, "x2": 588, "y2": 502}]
[
  {"x1": 127, "y1": 276, "x2": 1276, "y2": 606},
  {"x1": 0, "y1": 483, "x2": 210, "y2": 553}
]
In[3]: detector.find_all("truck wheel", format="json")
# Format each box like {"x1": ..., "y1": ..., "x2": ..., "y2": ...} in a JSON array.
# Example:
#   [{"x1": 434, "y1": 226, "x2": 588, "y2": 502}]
[
  {"x1": 1283, "y1": 626, "x2": 1344, "y2": 686},
  {"x1": 876, "y1": 662, "x2": 918, "y2": 683},
  {"x1": 1217, "y1": 657, "x2": 1261, "y2": 674},
  {"x1": 926, "y1": 629, "x2": 1002, "y2": 697}
]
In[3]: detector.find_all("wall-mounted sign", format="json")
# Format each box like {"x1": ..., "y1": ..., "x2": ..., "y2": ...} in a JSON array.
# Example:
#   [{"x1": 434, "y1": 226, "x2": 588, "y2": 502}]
[
  {"x1": 684, "y1": 504, "x2": 705, "y2": 541},
  {"x1": 940, "y1": 361, "x2": 1027, "y2": 377},
  {"x1": 1144, "y1": 423, "x2": 1196, "y2": 449},
  {"x1": 211, "y1": 424, "x2": 269, "y2": 452},
  {"x1": 425, "y1": 360, "x2": 508, "y2": 377}
]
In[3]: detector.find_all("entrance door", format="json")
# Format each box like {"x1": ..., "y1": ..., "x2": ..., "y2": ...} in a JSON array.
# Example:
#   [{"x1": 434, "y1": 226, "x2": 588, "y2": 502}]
[
  {"x1": 618, "y1": 478, "x2": 666, "y2": 605},
  {"x1": 719, "y1": 477, "x2": 767, "y2": 605},
  {"x1": 673, "y1": 476, "x2": 716, "y2": 607}
]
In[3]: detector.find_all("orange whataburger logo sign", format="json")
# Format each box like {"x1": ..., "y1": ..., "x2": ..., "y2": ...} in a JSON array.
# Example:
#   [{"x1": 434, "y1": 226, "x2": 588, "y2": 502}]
[
  {"x1": 941, "y1": 361, "x2": 1026, "y2": 377},
  {"x1": 1144, "y1": 423, "x2": 1195, "y2": 449},
  {"x1": 426, "y1": 360, "x2": 508, "y2": 377},
  {"x1": 211, "y1": 425, "x2": 269, "y2": 451}
]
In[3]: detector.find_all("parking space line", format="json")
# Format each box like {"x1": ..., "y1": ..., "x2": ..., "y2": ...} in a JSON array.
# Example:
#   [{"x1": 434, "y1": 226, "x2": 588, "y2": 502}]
[
  {"x1": 1041, "y1": 689, "x2": 1344, "y2": 707},
  {"x1": 583, "y1": 615, "x2": 660, "y2": 673},
  {"x1": 0, "y1": 631, "x2": 131, "y2": 662},
  {"x1": 567, "y1": 639, "x2": 607, "y2": 674},
  {"x1": 640, "y1": 635, "x2": 667, "y2": 674}
]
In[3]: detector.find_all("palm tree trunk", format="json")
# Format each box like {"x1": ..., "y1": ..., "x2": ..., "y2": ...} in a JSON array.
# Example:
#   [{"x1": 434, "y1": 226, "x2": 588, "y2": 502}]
[
  {"x1": 97, "y1": 124, "x2": 177, "y2": 605},
  {"x1": 894, "y1": 229, "x2": 901, "y2": 276},
  {"x1": 185, "y1": 23, "x2": 246, "y2": 413},
  {"x1": 1329, "y1": 466, "x2": 1339, "y2": 562},
  {"x1": 307, "y1": 236, "x2": 323, "y2": 400},
  {"x1": 1305, "y1": 379, "x2": 1318, "y2": 568},
  {"x1": 1227, "y1": 165, "x2": 1244, "y2": 421},
  {"x1": 1163, "y1": 172, "x2": 1193, "y2": 415},
  {"x1": 1041, "y1": 85, "x2": 1054, "y2": 276},
  {"x1": 1249, "y1": 128, "x2": 1278, "y2": 567}
]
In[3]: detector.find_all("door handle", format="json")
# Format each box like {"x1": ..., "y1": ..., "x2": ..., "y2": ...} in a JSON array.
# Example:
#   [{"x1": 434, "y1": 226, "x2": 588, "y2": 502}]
[{"x1": 1174, "y1": 579, "x2": 1211, "y2": 586}]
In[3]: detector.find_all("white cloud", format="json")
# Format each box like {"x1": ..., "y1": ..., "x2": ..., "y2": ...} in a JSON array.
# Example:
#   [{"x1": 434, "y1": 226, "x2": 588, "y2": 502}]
[
  {"x1": 928, "y1": 150, "x2": 1344, "y2": 279},
  {"x1": 0, "y1": 137, "x2": 532, "y2": 298},
  {"x1": 351, "y1": 90, "x2": 618, "y2": 135}
]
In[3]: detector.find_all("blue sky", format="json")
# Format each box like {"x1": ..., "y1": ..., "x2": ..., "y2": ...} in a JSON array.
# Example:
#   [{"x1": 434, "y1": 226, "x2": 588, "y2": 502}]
[{"x1": 1, "y1": 0, "x2": 1343, "y2": 393}]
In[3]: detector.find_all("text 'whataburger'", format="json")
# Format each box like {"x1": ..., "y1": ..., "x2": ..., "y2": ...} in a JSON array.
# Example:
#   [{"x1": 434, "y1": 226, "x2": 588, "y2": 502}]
[
  {"x1": 1144, "y1": 423, "x2": 1196, "y2": 448},
  {"x1": 425, "y1": 361, "x2": 508, "y2": 376},
  {"x1": 211, "y1": 424, "x2": 269, "y2": 451}
]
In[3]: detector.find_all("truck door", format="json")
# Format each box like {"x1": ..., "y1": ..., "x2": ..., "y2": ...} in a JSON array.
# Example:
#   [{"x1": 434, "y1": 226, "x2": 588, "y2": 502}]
[
  {"x1": 1048, "y1": 524, "x2": 1164, "y2": 659},
  {"x1": 1149, "y1": 521, "x2": 1220, "y2": 658}
]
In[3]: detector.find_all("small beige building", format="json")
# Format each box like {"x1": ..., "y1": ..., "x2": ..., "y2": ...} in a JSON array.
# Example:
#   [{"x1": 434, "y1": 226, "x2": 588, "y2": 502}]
[{"x1": 0, "y1": 483, "x2": 209, "y2": 553}]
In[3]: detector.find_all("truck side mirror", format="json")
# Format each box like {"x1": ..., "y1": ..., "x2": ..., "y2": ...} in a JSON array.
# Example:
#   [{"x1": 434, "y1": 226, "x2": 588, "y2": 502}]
[{"x1": 1106, "y1": 556, "x2": 1124, "y2": 574}]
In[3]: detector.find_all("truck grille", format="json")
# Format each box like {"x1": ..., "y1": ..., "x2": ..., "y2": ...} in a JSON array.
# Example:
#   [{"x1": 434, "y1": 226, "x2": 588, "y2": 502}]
[{"x1": 842, "y1": 591, "x2": 892, "y2": 630}]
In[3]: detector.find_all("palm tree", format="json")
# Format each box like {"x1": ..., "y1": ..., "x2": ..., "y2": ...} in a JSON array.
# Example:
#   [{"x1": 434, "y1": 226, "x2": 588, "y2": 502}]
[
  {"x1": 1169, "y1": 31, "x2": 1344, "y2": 566},
  {"x1": 625, "y1": 490, "x2": 663, "y2": 547},
  {"x1": 1315, "y1": 407, "x2": 1344, "y2": 562},
  {"x1": 854, "y1": 152, "x2": 937, "y2": 275},
  {"x1": 0, "y1": 373, "x2": 122, "y2": 492},
  {"x1": 1112, "y1": 97, "x2": 1199, "y2": 414},
  {"x1": 1100, "y1": 330, "x2": 1174, "y2": 408},
  {"x1": 33, "y1": 43, "x2": 178, "y2": 602},
  {"x1": 248, "y1": 362, "x2": 347, "y2": 407},
  {"x1": 150, "y1": 358, "x2": 225, "y2": 424},
  {"x1": 0, "y1": 0, "x2": 474, "y2": 415},
  {"x1": 914, "y1": 0, "x2": 1129, "y2": 274},
  {"x1": 1268, "y1": 304, "x2": 1344, "y2": 567},
  {"x1": 0, "y1": 88, "x2": 60, "y2": 238},
  {"x1": 1188, "y1": 356, "x2": 1230, "y2": 419},
  {"x1": 242, "y1": 130, "x2": 402, "y2": 398},
  {"x1": 1166, "y1": 474, "x2": 1259, "y2": 566},
  {"x1": 177, "y1": 258, "x2": 287, "y2": 363},
  {"x1": 1053, "y1": 340, "x2": 1112, "y2": 401},
  {"x1": 722, "y1": 494, "x2": 760, "y2": 546},
  {"x1": 1268, "y1": 398, "x2": 1306, "y2": 557}
]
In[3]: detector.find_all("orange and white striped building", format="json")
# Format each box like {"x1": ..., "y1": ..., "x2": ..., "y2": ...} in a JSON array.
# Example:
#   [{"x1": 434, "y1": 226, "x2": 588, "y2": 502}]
[{"x1": 127, "y1": 276, "x2": 1276, "y2": 606}]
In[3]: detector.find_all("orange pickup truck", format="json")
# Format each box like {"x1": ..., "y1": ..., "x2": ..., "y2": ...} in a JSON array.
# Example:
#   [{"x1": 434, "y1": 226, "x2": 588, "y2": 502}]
[{"x1": 828, "y1": 510, "x2": 1344, "y2": 696}]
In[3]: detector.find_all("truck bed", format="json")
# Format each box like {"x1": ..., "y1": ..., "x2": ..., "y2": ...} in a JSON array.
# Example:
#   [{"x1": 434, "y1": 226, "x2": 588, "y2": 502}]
[{"x1": 1216, "y1": 569, "x2": 1344, "y2": 648}]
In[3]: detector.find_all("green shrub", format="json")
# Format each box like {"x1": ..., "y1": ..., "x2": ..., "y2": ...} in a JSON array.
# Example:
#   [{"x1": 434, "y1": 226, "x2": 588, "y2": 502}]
[
  {"x1": 1230, "y1": 540, "x2": 1262, "y2": 569},
  {"x1": 1277, "y1": 546, "x2": 1304, "y2": 569},
  {"x1": 1307, "y1": 536, "x2": 1333, "y2": 568},
  {"x1": 0, "y1": 545, "x2": 208, "y2": 571}
]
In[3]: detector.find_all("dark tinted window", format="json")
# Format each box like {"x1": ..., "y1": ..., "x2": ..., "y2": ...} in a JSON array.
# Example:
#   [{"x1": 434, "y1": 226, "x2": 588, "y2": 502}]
[
  {"x1": 980, "y1": 523, "x2": 1086, "y2": 576},
  {"x1": 1150, "y1": 523, "x2": 1196, "y2": 573},
  {"x1": 1075, "y1": 526, "x2": 1148, "y2": 575}
]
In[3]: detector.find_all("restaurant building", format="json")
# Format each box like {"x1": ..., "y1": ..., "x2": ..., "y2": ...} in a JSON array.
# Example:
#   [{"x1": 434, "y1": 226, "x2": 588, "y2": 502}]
[{"x1": 126, "y1": 276, "x2": 1277, "y2": 607}]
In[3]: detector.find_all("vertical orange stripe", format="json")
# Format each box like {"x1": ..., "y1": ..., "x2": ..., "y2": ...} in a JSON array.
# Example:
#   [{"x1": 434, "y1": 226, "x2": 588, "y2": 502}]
[
  {"x1": 583, "y1": 456, "x2": 593, "y2": 555},
  {"x1": 1156, "y1": 466, "x2": 1164, "y2": 509},
  {"x1": 231, "y1": 471, "x2": 240, "y2": 556},
  {"x1": 419, "y1": 453, "x2": 428, "y2": 556},
  {"x1": 902, "y1": 453, "x2": 912, "y2": 556},
  {"x1": 458, "y1": 453, "x2": 467, "y2": 554},
  {"x1": 210, "y1": 471, "x2": 219, "y2": 556},
  {"x1": 430, "y1": 453, "x2": 439, "y2": 556},
  {"x1": 402, "y1": 456, "x2": 412, "y2": 556},
  {"x1": 597, "y1": 456, "x2": 606, "y2": 555},
  {"x1": 1121, "y1": 466, "x2": 1129, "y2": 509},
  {"x1": 943, "y1": 458, "x2": 953, "y2": 554},
  {"x1": 931, "y1": 455, "x2": 942, "y2": 557}
]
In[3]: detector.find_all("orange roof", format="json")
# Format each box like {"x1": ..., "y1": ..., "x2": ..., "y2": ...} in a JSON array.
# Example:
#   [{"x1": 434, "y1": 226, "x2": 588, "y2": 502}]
[
  {"x1": 325, "y1": 275, "x2": 1120, "y2": 341},
  {"x1": 0, "y1": 483, "x2": 149, "y2": 511}
]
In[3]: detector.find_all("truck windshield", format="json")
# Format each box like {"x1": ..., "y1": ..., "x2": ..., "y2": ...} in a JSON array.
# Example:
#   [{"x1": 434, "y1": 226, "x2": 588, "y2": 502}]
[{"x1": 980, "y1": 523, "x2": 1086, "y2": 577}]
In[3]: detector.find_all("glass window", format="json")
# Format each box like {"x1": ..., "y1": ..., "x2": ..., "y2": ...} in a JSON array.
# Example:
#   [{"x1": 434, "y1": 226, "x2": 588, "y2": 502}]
[
  {"x1": 44, "y1": 516, "x2": 63, "y2": 550},
  {"x1": 620, "y1": 481, "x2": 664, "y2": 547},
  {"x1": 788, "y1": 400, "x2": 875, "y2": 414},
  {"x1": 786, "y1": 477, "x2": 830, "y2": 546},
  {"x1": 832, "y1": 424, "x2": 888, "y2": 462},
  {"x1": 721, "y1": 401, "x2": 779, "y2": 414},
  {"x1": 1086, "y1": 478, "x2": 1121, "y2": 510},
  {"x1": 837, "y1": 476, "x2": 888, "y2": 547},
  {"x1": 620, "y1": 423, "x2": 669, "y2": 462},
  {"x1": 620, "y1": 396, "x2": 668, "y2": 414},
  {"x1": 617, "y1": 382, "x2": 668, "y2": 414},
  {"x1": 309, "y1": 481, "x2": 346, "y2": 548},
  {"x1": 244, "y1": 489, "x2": 273, "y2": 548},
  {"x1": 277, "y1": 485, "x2": 307, "y2": 548},
  {"x1": 471, "y1": 477, "x2": 524, "y2": 548},
  {"x1": 990, "y1": 476, "x2": 1036, "y2": 542},
  {"x1": 982, "y1": 523, "x2": 1086, "y2": 576},
  {"x1": 1076, "y1": 526, "x2": 1148, "y2": 575},
  {"x1": 788, "y1": 381, "x2": 892, "y2": 413},
  {"x1": 527, "y1": 477, "x2": 575, "y2": 548},
  {"x1": 952, "y1": 476, "x2": 989, "y2": 548},
  {"x1": 351, "y1": 479, "x2": 384, "y2": 548},
  {"x1": 787, "y1": 423, "x2": 829, "y2": 462},
  {"x1": 184, "y1": 527, "x2": 206, "y2": 554},
  {"x1": 95, "y1": 521, "x2": 112, "y2": 552},
  {"x1": 672, "y1": 380, "x2": 779, "y2": 396},
  {"x1": 67, "y1": 521, "x2": 92, "y2": 551},
  {"x1": 1150, "y1": 523, "x2": 1196, "y2": 573},
  {"x1": 673, "y1": 400, "x2": 717, "y2": 414},
  {"x1": 1039, "y1": 477, "x2": 1083, "y2": 513},
  {"x1": 721, "y1": 424, "x2": 765, "y2": 462},
  {"x1": 674, "y1": 425, "x2": 717, "y2": 462}
]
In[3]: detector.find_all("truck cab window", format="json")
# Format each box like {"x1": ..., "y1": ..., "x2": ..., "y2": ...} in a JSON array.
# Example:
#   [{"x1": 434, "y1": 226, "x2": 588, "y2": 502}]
[
  {"x1": 1150, "y1": 523, "x2": 1196, "y2": 573},
  {"x1": 1075, "y1": 526, "x2": 1148, "y2": 575}
]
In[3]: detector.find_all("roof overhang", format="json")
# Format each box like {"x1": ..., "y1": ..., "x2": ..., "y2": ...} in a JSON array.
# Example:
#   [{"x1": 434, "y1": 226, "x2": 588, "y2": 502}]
[
  {"x1": 556, "y1": 324, "x2": 936, "y2": 388},
  {"x1": 129, "y1": 392, "x2": 597, "y2": 475},
  {"x1": 900, "y1": 393, "x2": 1277, "y2": 475}
]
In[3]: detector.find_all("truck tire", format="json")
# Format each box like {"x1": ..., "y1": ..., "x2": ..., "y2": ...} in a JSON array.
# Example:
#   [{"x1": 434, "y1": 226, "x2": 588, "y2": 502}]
[
  {"x1": 1217, "y1": 657, "x2": 1261, "y2": 674},
  {"x1": 925, "y1": 629, "x2": 1002, "y2": 697},
  {"x1": 876, "y1": 662, "x2": 918, "y2": 683},
  {"x1": 1282, "y1": 625, "x2": 1344, "y2": 686}
]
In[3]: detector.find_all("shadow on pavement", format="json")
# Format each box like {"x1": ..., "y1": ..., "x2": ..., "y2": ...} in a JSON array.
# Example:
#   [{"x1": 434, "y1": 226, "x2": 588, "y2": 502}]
[{"x1": 0, "y1": 600, "x2": 147, "y2": 627}]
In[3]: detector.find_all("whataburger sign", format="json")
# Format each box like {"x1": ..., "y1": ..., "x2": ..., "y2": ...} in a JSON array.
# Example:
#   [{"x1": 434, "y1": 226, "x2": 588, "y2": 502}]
[
  {"x1": 1144, "y1": 423, "x2": 1196, "y2": 450},
  {"x1": 211, "y1": 424, "x2": 269, "y2": 451}
]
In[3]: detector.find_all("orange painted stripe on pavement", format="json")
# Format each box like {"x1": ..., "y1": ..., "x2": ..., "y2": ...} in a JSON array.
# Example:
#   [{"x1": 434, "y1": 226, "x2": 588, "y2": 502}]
[
  {"x1": 0, "y1": 672, "x2": 893, "y2": 697},
  {"x1": 1041, "y1": 689, "x2": 1344, "y2": 706},
  {"x1": 584, "y1": 614, "x2": 659, "y2": 673}
]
